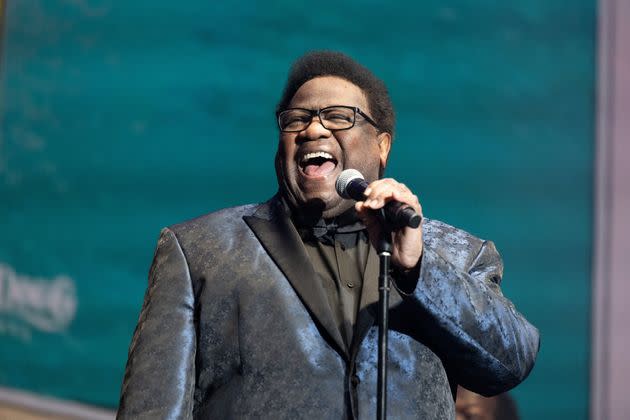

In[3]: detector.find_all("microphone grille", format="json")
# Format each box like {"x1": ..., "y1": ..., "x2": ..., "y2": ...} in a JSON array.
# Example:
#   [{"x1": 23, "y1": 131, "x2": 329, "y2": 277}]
[{"x1": 335, "y1": 169, "x2": 364, "y2": 198}]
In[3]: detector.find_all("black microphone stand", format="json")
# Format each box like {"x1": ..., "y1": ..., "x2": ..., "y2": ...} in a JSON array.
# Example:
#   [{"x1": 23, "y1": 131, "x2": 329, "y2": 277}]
[{"x1": 376, "y1": 223, "x2": 392, "y2": 420}]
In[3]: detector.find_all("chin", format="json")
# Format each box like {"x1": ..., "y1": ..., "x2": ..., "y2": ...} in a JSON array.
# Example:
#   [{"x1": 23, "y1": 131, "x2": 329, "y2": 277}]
[
  {"x1": 290, "y1": 192, "x2": 350, "y2": 219},
  {"x1": 321, "y1": 199, "x2": 353, "y2": 219},
  {"x1": 281, "y1": 173, "x2": 352, "y2": 218}
]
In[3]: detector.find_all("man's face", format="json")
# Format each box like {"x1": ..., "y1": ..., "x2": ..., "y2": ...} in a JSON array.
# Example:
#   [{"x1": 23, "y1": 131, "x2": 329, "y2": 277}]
[
  {"x1": 276, "y1": 76, "x2": 391, "y2": 219},
  {"x1": 455, "y1": 387, "x2": 498, "y2": 420}
]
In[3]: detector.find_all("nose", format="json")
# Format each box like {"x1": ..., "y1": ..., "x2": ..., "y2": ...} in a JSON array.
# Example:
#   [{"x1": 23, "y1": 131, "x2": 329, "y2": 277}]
[{"x1": 298, "y1": 116, "x2": 332, "y2": 141}]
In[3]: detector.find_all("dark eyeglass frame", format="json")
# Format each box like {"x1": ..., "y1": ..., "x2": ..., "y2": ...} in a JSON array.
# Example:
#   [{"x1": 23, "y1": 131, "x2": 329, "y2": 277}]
[{"x1": 276, "y1": 105, "x2": 380, "y2": 133}]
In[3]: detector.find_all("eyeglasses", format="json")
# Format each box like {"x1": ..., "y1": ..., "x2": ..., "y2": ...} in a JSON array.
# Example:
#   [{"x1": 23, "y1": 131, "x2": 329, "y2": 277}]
[{"x1": 277, "y1": 105, "x2": 379, "y2": 133}]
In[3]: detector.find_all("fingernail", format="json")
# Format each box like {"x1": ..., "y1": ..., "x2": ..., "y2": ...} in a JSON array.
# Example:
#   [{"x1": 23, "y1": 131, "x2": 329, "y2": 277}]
[{"x1": 364, "y1": 188, "x2": 372, "y2": 196}]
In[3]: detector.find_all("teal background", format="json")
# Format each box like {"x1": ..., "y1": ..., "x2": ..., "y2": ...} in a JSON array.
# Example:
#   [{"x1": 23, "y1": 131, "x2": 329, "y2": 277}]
[{"x1": 0, "y1": 1, "x2": 594, "y2": 418}]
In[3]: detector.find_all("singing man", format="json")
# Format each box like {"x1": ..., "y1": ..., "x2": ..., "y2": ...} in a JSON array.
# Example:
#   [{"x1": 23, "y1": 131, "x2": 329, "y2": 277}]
[{"x1": 117, "y1": 50, "x2": 539, "y2": 419}]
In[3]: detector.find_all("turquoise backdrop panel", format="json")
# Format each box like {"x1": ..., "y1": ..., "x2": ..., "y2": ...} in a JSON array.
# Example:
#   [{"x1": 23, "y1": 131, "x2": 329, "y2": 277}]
[{"x1": 0, "y1": 1, "x2": 594, "y2": 418}]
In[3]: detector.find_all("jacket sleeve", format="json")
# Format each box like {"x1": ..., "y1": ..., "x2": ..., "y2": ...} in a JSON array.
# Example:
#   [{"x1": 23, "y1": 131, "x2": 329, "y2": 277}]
[
  {"x1": 117, "y1": 228, "x2": 197, "y2": 419},
  {"x1": 394, "y1": 235, "x2": 539, "y2": 396}
]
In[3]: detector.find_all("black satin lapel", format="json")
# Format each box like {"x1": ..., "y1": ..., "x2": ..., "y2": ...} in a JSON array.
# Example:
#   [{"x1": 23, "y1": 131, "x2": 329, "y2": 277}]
[
  {"x1": 352, "y1": 245, "x2": 404, "y2": 350},
  {"x1": 243, "y1": 201, "x2": 348, "y2": 359}
]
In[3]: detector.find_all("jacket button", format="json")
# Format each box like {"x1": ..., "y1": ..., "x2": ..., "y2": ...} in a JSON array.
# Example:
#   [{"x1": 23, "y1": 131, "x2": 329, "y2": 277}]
[{"x1": 351, "y1": 375, "x2": 360, "y2": 387}]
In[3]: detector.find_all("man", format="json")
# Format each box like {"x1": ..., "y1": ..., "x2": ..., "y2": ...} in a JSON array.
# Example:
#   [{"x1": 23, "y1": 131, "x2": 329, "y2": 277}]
[
  {"x1": 117, "y1": 51, "x2": 539, "y2": 419},
  {"x1": 455, "y1": 386, "x2": 520, "y2": 420}
]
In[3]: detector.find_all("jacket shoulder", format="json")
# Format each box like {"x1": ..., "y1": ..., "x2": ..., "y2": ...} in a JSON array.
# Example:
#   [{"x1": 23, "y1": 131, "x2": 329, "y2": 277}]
[
  {"x1": 161, "y1": 203, "x2": 262, "y2": 260},
  {"x1": 169, "y1": 204, "x2": 258, "y2": 235},
  {"x1": 422, "y1": 218, "x2": 490, "y2": 270}
]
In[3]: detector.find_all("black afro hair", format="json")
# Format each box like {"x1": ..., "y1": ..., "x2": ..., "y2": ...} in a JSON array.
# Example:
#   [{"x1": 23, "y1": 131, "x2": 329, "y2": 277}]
[{"x1": 276, "y1": 50, "x2": 395, "y2": 138}]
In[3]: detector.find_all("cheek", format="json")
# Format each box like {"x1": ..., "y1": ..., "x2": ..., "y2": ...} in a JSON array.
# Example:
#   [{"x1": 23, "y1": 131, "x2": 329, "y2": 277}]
[
  {"x1": 278, "y1": 136, "x2": 297, "y2": 160},
  {"x1": 362, "y1": 154, "x2": 384, "y2": 180},
  {"x1": 345, "y1": 142, "x2": 382, "y2": 168}
]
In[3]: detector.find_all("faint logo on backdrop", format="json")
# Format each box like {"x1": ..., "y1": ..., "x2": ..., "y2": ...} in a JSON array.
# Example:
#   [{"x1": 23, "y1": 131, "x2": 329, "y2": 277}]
[{"x1": 0, "y1": 263, "x2": 77, "y2": 341}]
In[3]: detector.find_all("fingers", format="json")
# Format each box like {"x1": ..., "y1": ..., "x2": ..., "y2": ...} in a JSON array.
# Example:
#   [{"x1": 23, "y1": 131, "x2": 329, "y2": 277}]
[
  {"x1": 359, "y1": 178, "x2": 422, "y2": 215},
  {"x1": 354, "y1": 178, "x2": 424, "y2": 269}
]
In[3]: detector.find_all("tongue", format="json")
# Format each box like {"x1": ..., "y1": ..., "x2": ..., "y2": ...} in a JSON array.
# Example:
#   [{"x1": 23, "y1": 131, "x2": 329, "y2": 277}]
[{"x1": 304, "y1": 161, "x2": 336, "y2": 176}]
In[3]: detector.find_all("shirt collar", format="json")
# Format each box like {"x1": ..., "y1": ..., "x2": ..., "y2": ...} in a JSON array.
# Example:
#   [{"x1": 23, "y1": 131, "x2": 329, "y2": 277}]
[{"x1": 279, "y1": 196, "x2": 366, "y2": 245}]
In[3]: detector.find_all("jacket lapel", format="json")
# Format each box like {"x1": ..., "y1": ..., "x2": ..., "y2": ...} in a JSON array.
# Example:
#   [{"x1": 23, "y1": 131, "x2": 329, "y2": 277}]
[{"x1": 243, "y1": 197, "x2": 348, "y2": 359}]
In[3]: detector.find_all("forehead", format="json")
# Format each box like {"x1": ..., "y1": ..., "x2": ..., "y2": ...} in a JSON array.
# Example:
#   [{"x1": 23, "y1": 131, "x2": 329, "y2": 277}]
[{"x1": 288, "y1": 76, "x2": 368, "y2": 110}]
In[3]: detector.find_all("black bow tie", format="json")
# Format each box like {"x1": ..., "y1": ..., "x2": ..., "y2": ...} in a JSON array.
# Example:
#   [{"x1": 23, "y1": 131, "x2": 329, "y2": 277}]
[
  {"x1": 305, "y1": 216, "x2": 366, "y2": 247},
  {"x1": 278, "y1": 195, "x2": 366, "y2": 247}
]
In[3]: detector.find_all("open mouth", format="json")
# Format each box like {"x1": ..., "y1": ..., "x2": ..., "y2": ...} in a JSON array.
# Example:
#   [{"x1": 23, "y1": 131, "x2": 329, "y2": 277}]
[{"x1": 299, "y1": 151, "x2": 338, "y2": 178}]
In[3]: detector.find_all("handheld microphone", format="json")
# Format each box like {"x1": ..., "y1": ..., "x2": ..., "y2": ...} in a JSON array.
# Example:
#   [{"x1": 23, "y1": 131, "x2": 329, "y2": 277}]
[{"x1": 335, "y1": 169, "x2": 421, "y2": 229}]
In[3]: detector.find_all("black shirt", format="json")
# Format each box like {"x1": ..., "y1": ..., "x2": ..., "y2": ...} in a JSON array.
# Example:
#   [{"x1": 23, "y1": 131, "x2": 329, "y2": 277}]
[{"x1": 301, "y1": 228, "x2": 371, "y2": 348}]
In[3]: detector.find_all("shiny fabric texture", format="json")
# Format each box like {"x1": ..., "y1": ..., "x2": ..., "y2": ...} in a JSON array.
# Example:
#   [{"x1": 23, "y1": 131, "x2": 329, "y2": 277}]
[{"x1": 117, "y1": 196, "x2": 539, "y2": 419}]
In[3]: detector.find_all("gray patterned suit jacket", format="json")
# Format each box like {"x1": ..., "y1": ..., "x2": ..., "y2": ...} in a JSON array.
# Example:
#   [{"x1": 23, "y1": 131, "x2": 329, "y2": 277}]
[{"x1": 117, "y1": 195, "x2": 539, "y2": 419}]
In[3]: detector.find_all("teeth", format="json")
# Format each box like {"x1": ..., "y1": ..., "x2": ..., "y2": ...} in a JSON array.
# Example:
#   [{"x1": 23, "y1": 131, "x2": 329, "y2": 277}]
[{"x1": 301, "y1": 151, "x2": 334, "y2": 163}]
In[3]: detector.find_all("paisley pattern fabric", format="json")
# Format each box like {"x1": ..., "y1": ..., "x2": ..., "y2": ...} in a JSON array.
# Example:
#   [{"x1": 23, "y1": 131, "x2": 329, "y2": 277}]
[{"x1": 117, "y1": 196, "x2": 539, "y2": 419}]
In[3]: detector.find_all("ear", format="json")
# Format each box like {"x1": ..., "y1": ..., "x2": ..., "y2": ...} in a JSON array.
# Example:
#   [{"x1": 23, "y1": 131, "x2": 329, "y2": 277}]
[{"x1": 377, "y1": 132, "x2": 392, "y2": 170}]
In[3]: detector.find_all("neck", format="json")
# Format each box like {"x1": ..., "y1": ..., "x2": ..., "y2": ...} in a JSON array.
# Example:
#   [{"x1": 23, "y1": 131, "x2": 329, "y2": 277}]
[{"x1": 282, "y1": 197, "x2": 358, "y2": 228}]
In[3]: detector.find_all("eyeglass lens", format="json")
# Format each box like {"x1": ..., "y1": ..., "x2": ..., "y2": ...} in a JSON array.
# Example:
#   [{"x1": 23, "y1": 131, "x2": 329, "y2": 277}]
[{"x1": 279, "y1": 107, "x2": 356, "y2": 132}]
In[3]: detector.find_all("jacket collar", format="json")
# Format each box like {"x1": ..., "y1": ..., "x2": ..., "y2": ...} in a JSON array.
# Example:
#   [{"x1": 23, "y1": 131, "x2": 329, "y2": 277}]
[{"x1": 243, "y1": 195, "x2": 403, "y2": 361}]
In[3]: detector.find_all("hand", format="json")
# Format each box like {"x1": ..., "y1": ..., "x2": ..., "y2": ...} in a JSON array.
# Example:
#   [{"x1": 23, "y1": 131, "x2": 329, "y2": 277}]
[{"x1": 354, "y1": 178, "x2": 423, "y2": 270}]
